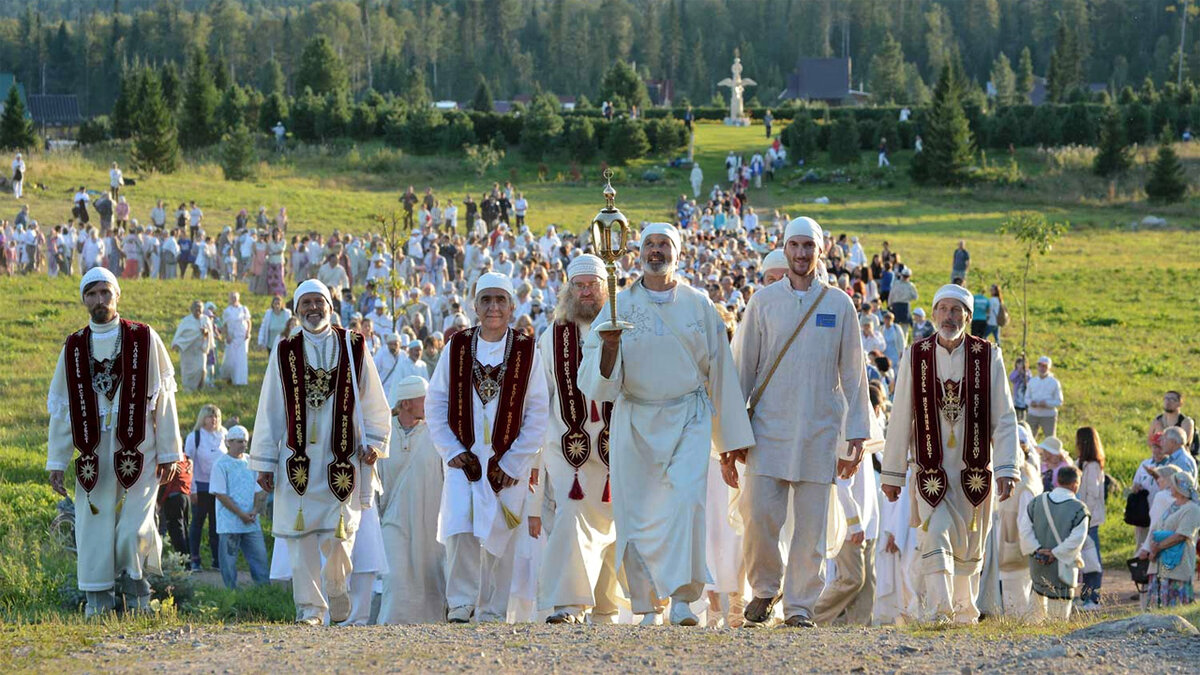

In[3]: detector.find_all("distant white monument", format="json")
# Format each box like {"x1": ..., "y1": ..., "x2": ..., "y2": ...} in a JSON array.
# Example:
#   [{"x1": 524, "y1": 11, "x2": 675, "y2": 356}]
[{"x1": 718, "y1": 50, "x2": 756, "y2": 127}]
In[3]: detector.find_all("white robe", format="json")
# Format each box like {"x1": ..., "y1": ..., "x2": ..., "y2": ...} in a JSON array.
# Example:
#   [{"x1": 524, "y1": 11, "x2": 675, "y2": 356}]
[
  {"x1": 579, "y1": 280, "x2": 755, "y2": 600},
  {"x1": 426, "y1": 330, "x2": 550, "y2": 556},
  {"x1": 46, "y1": 319, "x2": 183, "y2": 591},
  {"x1": 374, "y1": 348, "x2": 405, "y2": 396},
  {"x1": 248, "y1": 328, "x2": 392, "y2": 539},
  {"x1": 533, "y1": 321, "x2": 621, "y2": 612},
  {"x1": 258, "y1": 308, "x2": 292, "y2": 350},
  {"x1": 874, "y1": 468, "x2": 920, "y2": 625},
  {"x1": 376, "y1": 420, "x2": 447, "y2": 624},
  {"x1": 220, "y1": 305, "x2": 251, "y2": 385},
  {"x1": 171, "y1": 314, "x2": 214, "y2": 391}
]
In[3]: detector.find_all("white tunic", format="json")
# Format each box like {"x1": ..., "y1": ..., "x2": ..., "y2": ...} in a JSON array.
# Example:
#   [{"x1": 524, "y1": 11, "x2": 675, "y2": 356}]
[
  {"x1": 731, "y1": 280, "x2": 871, "y2": 483},
  {"x1": 533, "y1": 321, "x2": 618, "y2": 611},
  {"x1": 170, "y1": 314, "x2": 214, "y2": 391},
  {"x1": 579, "y1": 281, "x2": 755, "y2": 599},
  {"x1": 248, "y1": 328, "x2": 392, "y2": 539},
  {"x1": 881, "y1": 339, "x2": 1020, "y2": 576},
  {"x1": 46, "y1": 318, "x2": 183, "y2": 590},
  {"x1": 427, "y1": 330, "x2": 550, "y2": 556},
  {"x1": 376, "y1": 420, "x2": 446, "y2": 623},
  {"x1": 220, "y1": 304, "x2": 251, "y2": 385}
]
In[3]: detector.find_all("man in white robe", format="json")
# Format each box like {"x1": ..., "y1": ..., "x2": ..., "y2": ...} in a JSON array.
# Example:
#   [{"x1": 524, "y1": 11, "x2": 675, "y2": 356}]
[
  {"x1": 171, "y1": 301, "x2": 214, "y2": 391},
  {"x1": 249, "y1": 279, "x2": 392, "y2": 625},
  {"x1": 427, "y1": 273, "x2": 550, "y2": 623},
  {"x1": 46, "y1": 268, "x2": 182, "y2": 616},
  {"x1": 729, "y1": 217, "x2": 871, "y2": 628},
  {"x1": 374, "y1": 333, "x2": 406, "y2": 394},
  {"x1": 581, "y1": 223, "x2": 755, "y2": 627},
  {"x1": 532, "y1": 255, "x2": 623, "y2": 624},
  {"x1": 220, "y1": 292, "x2": 251, "y2": 386},
  {"x1": 881, "y1": 284, "x2": 1020, "y2": 624},
  {"x1": 377, "y1": 375, "x2": 447, "y2": 624}
]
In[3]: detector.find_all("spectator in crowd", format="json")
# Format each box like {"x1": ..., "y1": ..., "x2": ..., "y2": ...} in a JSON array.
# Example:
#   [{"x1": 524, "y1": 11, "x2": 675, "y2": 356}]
[
  {"x1": 209, "y1": 425, "x2": 269, "y2": 590},
  {"x1": 183, "y1": 404, "x2": 228, "y2": 572},
  {"x1": 1140, "y1": 471, "x2": 1200, "y2": 607},
  {"x1": 1038, "y1": 437, "x2": 1072, "y2": 493},
  {"x1": 985, "y1": 285, "x2": 1004, "y2": 345},
  {"x1": 1009, "y1": 357, "x2": 1031, "y2": 422},
  {"x1": 158, "y1": 451, "x2": 193, "y2": 558},
  {"x1": 951, "y1": 240, "x2": 970, "y2": 282},
  {"x1": 1026, "y1": 356, "x2": 1063, "y2": 438},
  {"x1": 1018, "y1": 465, "x2": 1089, "y2": 622},
  {"x1": 1074, "y1": 427, "x2": 1106, "y2": 610},
  {"x1": 910, "y1": 307, "x2": 934, "y2": 340},
  {"x1": 1148, "y1": 391, "x2": 1196, "y2": 456},
  {"x1": 109, "y1": 162, "x2": 124, "y2": 199}
]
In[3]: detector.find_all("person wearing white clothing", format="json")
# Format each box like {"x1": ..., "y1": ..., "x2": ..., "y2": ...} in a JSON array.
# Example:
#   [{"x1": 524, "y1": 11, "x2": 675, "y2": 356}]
[
  {"x1": 220, "y1": 292, "x2": 252, "y2": 386},
  {"x1": 1025, "y1": 356, "x2": 1063, "y2": 438},
  {"x1": 689, "y1": 163, "x2": 703, "y2": 198},
  {"x1": 11, "y1": 153, "x2": 25, "y2": 198},
  {"x1": 847, "y1": 237, "x2": 866, "y2": 272},
  {"x1": 109, "y1": 162, "x2": 124, "y2": 199},
  {"x1": 994, "y1": 423, "x2": 1043, "y2": 620}
]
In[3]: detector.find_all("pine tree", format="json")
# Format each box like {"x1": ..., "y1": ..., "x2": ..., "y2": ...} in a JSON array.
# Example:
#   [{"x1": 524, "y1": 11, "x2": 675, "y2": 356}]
[
  {"x1": 130, "y1": 70, "x2": 180, "y2": 174},
  {"x1": 260, "y1": 92, "x2": 289, "y2": 133},
  {"x1": 1145, "y1": 127, "x2": 1188, "y2": 203},
  {"x1": 868, "y1": 32, "x2": 906, "y2": 104},
  {"x1": 600, "y1": 60, "x2": 650, "y2": 112},
  {"x1": 179, "y1": 49, "x2": 219, "y2": 148},
  {"x1": 990, "y1": 52, "x2": 1016, "y2": 106},
  {"x1": 260, "y1": 57, "x2": 285, "y2": 96},
  {"x1": 296, "y1": 36, "x2": 349, "y2": 97},
  {"x1": 604, "y1": 118, "x2": 649, "y2": 165},
  {"x1": 521, "y1": 92, "x2": 563, "y2": 159},
  {"x1": 471, "y1": 74, "x2": 494, "y2": 112},
  {"x1": 220, "y1": 122, "x2": 256, "y2": 181},
  {"x1": 212, "y1": 51, "x2": 232, "y2": 91},
  {"x1": 401, "y1": 67, "x2": 431, "y2": 108},
  {"x1": 1047, "y1": 17, "x2": 1082, "y2": 103},
  {"x1": 828, "y1": 115, "x2": 861, "y2": 165},
  {"x1": 1093, "y1": 106, "x2": 1131, "y2": 177},
  {"x1": 111, "y1": 67, "x2": 140, "y2": 139},
  {"x1": 215, "y1": 84, "x2": 249, "y2": 135},
  {"x1": 0, "y1": 84, "x2": 36, "y2": 151},
  {"x1": 911, "y1": 63, "x2": 976, "y2": 186},
  {"x1": 160, "y1": 61, "x2": 182, "y2": 109},
  {"x1": 1016, "y1": 47, "x2": 1035, "y2": 104}
]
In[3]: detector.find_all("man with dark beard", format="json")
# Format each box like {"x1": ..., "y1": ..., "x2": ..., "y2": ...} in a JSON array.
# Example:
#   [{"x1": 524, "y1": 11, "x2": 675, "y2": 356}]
[
  {"x1": 46, "y1": 267, "x2": 182, "y2": 616},
  {"x1": 530, "y1": 254, "x2": 625, "y2": 624}
]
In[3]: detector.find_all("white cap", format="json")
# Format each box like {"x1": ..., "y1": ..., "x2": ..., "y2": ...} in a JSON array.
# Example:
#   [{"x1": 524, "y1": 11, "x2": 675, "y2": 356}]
[
  {"x1": 784, "y1": 216, "x2": 823, "y2": 248},
  {"x1": 80, "y1": 266, "x2": 120, "y2": 299},
  {"x1": 640, "y1": 223, "x2": 681, "y2": 251},
  {"x1": 474, "y1": 272, "x2": 515, "y2": 300},
  {"x1": 293, "y1": 279, "x2": 332, "y2": 310},
  {"x1": 226, "y1": 425, "x2": 249, "y2": 441},
  {"x1": 567, "y1": 254, "x2": 607, "y2": 280},
  {"x1": 389, "y1": 375, "x2": 429, "y2": 406},
  {"x1": 932, "y1": 284, "x2": 973, "y2": 314},
  {"x1": 385, "y1": 333, "x2": 401, "y2": 344},
  {"x1": 1038, "y1": 355, "x2": 1052, "y2": 366},
  {"x1": 762, "y1": 249, "x2": 787, "y2": 272},
  {"x1": 912, "y1": 307, "x2": 926, "y2": 317},
  {"x1": 1037, "y1": 437, "x2": 1064, "y2": 456}
]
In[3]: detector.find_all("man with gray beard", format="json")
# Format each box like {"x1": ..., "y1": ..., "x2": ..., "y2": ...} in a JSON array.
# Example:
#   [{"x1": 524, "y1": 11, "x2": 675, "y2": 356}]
[{"x1": 531, "y1": 254, "x2": 625, "y2": 624}]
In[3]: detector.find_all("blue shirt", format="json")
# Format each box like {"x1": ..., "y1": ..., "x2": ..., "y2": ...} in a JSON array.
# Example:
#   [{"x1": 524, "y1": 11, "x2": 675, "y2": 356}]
[
  {"x1": 1169, "y1": 448, "x2": 1198, "y2": 478},
  {"x1": 209, "y1": 454, "x2": 262, "y2": 534}
]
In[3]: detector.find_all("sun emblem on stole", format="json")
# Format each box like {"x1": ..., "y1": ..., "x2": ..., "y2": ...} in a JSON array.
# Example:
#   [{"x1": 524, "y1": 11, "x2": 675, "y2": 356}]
[
  {"x1": 290, "y1": 464, "x2": 309, "y2": 488},
  {"x1": 922, "y1": 474, "x2": 944, "y2": 497},
  {"x1": 966, "y1": 472, "x2": 987, "y2": 494},
  {"x1": 565, "y1": 436, "x2": 587, "y2": 463},
  {"x1": 920, "y1": 340, "x2": 933, "y2": 351},
  {"x1": 78, "y1": 460, "x2": 97, "y2": 482},
  {"x1": 117, "y1": 457, "x2": 139, "y2": 478},
  {"x1": 332, "y1": 470, "x2": 353, "y2": 493},
  {"x1": 970, "y1": 341, "x2": 984, "y2": 354}
]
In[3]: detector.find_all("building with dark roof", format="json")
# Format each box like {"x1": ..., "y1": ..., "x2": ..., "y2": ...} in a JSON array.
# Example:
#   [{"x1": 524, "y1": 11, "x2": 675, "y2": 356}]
[{"x1": 781, "y1": 58, "x2": 869, "y2": 106}]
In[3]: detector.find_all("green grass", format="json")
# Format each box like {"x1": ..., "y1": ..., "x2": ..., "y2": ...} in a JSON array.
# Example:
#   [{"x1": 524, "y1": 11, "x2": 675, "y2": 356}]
[{"x1": 3, "y1": 123, "x2": 1199, "y2": 657}]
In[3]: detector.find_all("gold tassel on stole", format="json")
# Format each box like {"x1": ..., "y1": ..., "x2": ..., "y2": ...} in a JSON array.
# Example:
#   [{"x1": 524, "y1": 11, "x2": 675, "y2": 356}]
[
  {"x1": 970, "y1": 506, "x2": 979, "y2": 532},
  {"x1": 87, "y1": 494, "x2": 99, "y2": 515},
  {"x1": 501, "y1": 504, "x2": 521, "y2": 530},
  {"x1": 334, "y1": 511, "x2": 348, "y2": 540},
  {"x1": 294, "y1": 505, "x2": 306, "y2": 531}
]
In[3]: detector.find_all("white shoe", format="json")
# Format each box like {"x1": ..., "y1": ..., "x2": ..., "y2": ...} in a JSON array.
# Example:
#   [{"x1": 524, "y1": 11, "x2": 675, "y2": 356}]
[
  {"x1": 1079, "y1": 601, "x2": 1100, "y2": 611},
  {"x1": 670, "y1": 601, "x2": 699, "y2": 627},
  {"x1": 447, "y1": 605, "x2": 474, "y2": 623},
  {"x1": 638, "y1": 612, "x2": 663, "y2": 626},
  {"x1": 327, "y1": 593, "x2": 351, "y2": 624}
]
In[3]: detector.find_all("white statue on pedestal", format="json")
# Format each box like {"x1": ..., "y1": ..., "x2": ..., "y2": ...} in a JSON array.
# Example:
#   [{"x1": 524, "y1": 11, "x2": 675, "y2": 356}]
[{"x1": 718, "y1": 50, "x2": 756, "y2": 127}]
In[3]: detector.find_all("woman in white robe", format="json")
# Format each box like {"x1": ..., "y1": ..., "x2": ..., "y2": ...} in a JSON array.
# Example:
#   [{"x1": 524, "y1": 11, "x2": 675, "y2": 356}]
[{"x1": 171, "y1": 302, "x2": 214, "y2": 391}]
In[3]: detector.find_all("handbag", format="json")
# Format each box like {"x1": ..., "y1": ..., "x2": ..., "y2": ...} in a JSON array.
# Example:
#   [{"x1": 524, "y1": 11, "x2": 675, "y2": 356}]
[
  {"x1": 1126, "y1": 556, "x2": 1151, "y2": 588},
  {"x1": 1123, "y1": 489, "x2": 1151, "y2": 527},
  {"x1": 746, "y1": 285, "x2": 829, "y2": 420}
]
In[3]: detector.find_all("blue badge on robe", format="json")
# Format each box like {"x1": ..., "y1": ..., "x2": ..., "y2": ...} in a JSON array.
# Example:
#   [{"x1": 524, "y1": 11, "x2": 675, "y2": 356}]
[{"x1": 816, "y1": 313, "x2": 836, "y2": 327}]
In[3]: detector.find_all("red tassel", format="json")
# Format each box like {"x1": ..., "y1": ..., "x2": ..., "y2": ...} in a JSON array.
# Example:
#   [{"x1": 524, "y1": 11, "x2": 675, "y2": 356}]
[
  {"x1": 601, "y1": 475, "x2": 611, "y2": 503},
  {"x1": 569, "y1": 472, "x2": 585, "y2": 500},
  {"x1": 590, "y1": 400, "x2": 601, "y2": 423}
]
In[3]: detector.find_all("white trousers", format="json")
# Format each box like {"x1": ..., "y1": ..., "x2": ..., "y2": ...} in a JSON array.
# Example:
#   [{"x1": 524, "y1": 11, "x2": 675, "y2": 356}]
[
  {"x1": 287, "y1": 531, "x2": 355, "y2": 623},
  {"x1": 742, "y1": 476, "x2": 829, "y2": 619},
  {"x1": 343, "y1": 572, "x2": 375, "y2": 625},
  {"x1": 924, "y1": 570, "x2": 981, "y2": 623},
  {"x1": 1033, "y1": 595, "x2": 1073, "y2": 622},
  {"x1": 13, "y1": 179, "x2": 22, "y2": 198},
  {"x1": 1000, "y1": 574, "x2": 1034, "y2": 620},
  {"x1": 621, "y1": 541, "x2": 701, "y2": 615},
  {"x1": 445, "y1": 532, "x2": 517, "y2": 621}
]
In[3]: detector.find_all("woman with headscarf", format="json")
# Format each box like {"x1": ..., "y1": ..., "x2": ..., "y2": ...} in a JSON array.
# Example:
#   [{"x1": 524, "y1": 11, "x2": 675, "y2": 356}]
[{"x1": 1140, "y1": 471, "x2": 1200, "y2": 607}]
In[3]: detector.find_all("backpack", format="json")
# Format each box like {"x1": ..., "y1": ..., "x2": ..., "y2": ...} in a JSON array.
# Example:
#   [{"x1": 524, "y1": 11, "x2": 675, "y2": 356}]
[{"x1": 1155, "y1": 412, "x2": 1199, "y2": 458}]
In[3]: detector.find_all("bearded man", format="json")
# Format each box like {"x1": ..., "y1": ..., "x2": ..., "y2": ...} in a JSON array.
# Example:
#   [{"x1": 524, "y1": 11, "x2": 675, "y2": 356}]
[
  {"x1": 171, "y1": 300, "x2": 214, "y2": 391},
  {"x1": 580, "y1": 223, "x2": 754, "y2": 626},
  {"x1": 47, "y1": 267, "x2": 182, "y2": 616},
  {"x1": 220, "y1": 291, "x2": 252, "y2": 386},
  {"x1": 531, "y1": 254, "x2": 623, "y2": 624},
  {"x1": 249, "y1": 279, "x2": 392, "y2": 625},
  {"x1": 881, "y1": 284, "x2": 1019, "y2": 624}
]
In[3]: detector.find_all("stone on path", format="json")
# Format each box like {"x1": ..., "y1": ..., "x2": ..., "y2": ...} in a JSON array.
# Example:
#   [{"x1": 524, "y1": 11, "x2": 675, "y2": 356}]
[{"x1": 1066, "y1": 613, "x2": 1198, "y2": 640}]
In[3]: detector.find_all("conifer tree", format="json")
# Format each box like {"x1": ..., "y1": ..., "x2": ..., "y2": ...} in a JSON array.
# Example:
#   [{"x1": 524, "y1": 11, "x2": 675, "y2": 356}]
[
  {"x1": 131, "y1": 70, "x2": 180, "y2": 174},
  {"x1": 179, "y1": 49, "x2": 219, "y2": 148},
  {"x1": 1093, "y1": 106, "x2": 1131, "y2": 177},
  {"x1": 220, "y1": 121, "x2": 256, "y2": 181},
  {"x1": 0, "y1": 84, "x2": 36, "y2": 151},
  {"x1": 911, "y1": 63, "x2": 975, "y2": 185},
  {"x1": 1145, "y1": 127, "x2": 1188, "y2": 203}
]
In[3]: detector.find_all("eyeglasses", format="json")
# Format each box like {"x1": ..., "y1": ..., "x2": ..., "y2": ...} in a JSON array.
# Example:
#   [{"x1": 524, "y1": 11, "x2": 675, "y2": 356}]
[{"x1": 572, "y1": 281, "x2": 602, "y2": 291}]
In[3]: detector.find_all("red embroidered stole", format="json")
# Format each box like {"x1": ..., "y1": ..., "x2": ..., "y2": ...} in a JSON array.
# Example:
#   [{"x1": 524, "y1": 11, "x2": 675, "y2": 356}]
[
  {"x1": 552, "y1": 320, "x2": 612, "y2": 500},
  {"x1": 910, "y1": 334, "x2": 992, "y2": 508},
  {"x1": 277, "y1": 326, "x2": 365, "y2": 500},
  {"x1": 447, "y1": 326, "x2": 537, "y2": 492},
  {"x1": 64, "y1": 320, "x2": 151, "y2": 492}
]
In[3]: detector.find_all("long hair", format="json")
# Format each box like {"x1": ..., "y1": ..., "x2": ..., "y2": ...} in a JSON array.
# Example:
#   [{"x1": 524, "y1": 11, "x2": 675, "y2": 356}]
[
  {"x1": 192, "y1": 403, "x2": 222, "y2": 434},
  {"x1": 553, "y1": 279, "x2": 607, "y2": 324},
  {"x1": 1075, "y1": 426, "x2": 1106, "y2": 469}
]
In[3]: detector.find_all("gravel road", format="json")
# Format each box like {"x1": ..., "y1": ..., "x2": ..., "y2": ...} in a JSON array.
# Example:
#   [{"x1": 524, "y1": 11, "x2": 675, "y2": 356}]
[{"x1": 48, "y1": 620, "x2": 1200, "y2": 674}]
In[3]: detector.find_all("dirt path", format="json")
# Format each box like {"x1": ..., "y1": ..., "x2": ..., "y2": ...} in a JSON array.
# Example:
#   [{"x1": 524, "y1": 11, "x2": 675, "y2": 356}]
[{"x1": 43, "y1": 619, "x2": 1199, "y2": 674}]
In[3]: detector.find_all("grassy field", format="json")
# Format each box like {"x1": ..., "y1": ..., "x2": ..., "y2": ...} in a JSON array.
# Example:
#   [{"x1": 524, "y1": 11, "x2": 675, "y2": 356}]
[{"x1": 2, "y1": 124, "x2": 1199, "y2": 645}]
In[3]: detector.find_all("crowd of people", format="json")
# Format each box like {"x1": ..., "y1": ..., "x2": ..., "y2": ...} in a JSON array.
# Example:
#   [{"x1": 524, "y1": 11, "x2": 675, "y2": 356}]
[{"x1": 41, "y1": 156, "x2": 1200, "y2": 629}]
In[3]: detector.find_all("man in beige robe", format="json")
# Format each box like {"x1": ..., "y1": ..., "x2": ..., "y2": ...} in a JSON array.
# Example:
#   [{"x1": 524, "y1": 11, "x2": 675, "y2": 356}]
[
  {"x1": 881, "y1": 284, "x2": 1019, "y2": 624},
  {"x1": 171, "y1": 301, "x2": 214, "y2": 391},
  {"x1": 581, "y1": 223, "x2": 754, "y2": 627},
  {"x1": 46, "y1": 267, "x2": 182, "y2": 616},
  {"x1": 730, "y1": 217, "x2": 871, "y2": 627}
]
